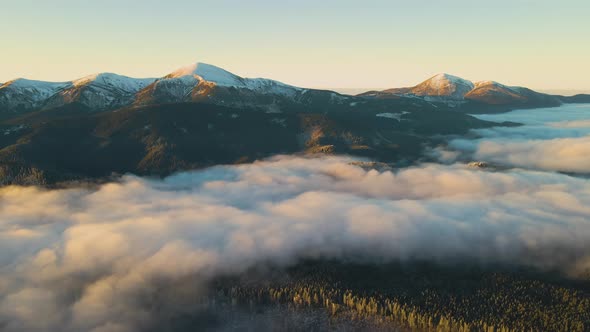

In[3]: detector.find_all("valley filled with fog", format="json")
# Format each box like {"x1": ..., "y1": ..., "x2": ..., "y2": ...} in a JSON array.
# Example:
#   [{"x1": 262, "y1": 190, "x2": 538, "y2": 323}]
[
  {"x1": 1, "y1": 104, "x2": 589, "y2": 331},
  {"x1": 437, "y1": 104, "x2": 590, "y2": 173}
]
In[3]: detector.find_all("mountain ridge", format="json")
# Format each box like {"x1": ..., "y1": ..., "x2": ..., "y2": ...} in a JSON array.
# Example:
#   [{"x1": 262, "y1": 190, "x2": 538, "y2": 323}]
[
  {"x1": 359, "y1": 73, "x2": 564, "y2": 109},
  {"x1": 0, "y1": 63, "x2": 508, "y2": 186},
  {"x1": 0, "y1": 62, "x2": 324, "y2": 116},
  {"x1": 2, "y1": 65, "x2": 586, "y2": 116},
  {"x1": 133, "y1": 62, "x2": 310, "y2": 110}
]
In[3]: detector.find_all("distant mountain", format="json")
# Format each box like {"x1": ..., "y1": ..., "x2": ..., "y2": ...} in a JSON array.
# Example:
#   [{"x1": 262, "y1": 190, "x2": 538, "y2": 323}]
[
  {"x1": 465, "y1": 81, "x2": 561, "y2": 107},
  {"x1": 0, "y1": 79, "x2": 70, "y2": 113},
  {"x1": 44, "y1": 73, "x2": 156, "y2": 111},
  {"x1": 133, "y1": 62, "x2": 340, "y2": 111},
  {"x1": 0, "y1": 64, "x2": 529, "y2": 185},
  {"x1": 558, "y1": 94, "x2": 590, "y2": 103},
  {"x1": 0, "y1": 63, "x2": 351, "y2": 117},
  {"x1": 359, "y1": 74, "x2": 563, "y2": 110},
  {"x1": 3, "y1": 66, "x2": 583, "y2": 117},
  {"x1": 379, "y1": 74, "x2": 475, "y2": 100}
]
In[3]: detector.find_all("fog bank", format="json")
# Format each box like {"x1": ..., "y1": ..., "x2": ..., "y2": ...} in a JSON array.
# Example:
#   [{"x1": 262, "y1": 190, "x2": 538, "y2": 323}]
[
  {"x1": 436, "y1": 104, "x2": 590, "y2": 173},
  {"x1": 1, "y1": 155, "x2": 590, "y2": 331}
]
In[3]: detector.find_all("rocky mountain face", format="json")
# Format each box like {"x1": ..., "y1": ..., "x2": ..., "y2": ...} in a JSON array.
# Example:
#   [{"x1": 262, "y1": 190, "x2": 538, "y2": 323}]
[{"x1": 359, "y1": 74, "x2": 564, "y2": 110}]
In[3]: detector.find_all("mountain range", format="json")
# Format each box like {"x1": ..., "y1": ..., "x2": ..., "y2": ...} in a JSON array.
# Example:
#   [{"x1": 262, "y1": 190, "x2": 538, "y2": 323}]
[
  {"x1": 0, "y1": 63, "x2": 586, "y2": 186},
  {"x1": 359, "y1": 73, "x2": 590, "y2": 111},
  {"x1": 0, "y1": 63, "x2": 351, "y2": 117},
  {"x1": 3, "y1": 64, "x2": 589, "y2": 117}
]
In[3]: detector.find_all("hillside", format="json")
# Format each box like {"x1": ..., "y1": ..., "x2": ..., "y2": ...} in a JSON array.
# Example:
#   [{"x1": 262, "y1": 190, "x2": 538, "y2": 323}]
[{"x1": 0, "y1": 100, "x2": 497, "y2": 186}]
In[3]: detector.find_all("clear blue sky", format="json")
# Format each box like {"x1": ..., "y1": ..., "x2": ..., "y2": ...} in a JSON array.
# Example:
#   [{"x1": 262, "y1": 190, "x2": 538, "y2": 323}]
[{"x1": 1, "y1": 0, "x2": 589, "y2": 90}]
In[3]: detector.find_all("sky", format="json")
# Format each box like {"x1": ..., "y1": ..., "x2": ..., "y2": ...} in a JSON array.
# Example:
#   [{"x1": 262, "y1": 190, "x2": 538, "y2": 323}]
[{"x1": 1, "y1": 0, "x2": 589, "y2": 91}]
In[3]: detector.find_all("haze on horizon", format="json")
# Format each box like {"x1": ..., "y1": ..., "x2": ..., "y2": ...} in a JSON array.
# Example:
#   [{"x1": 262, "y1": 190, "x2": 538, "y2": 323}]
[{"x1": 1, "y1": 0, "x2": 589, "y2": 92}]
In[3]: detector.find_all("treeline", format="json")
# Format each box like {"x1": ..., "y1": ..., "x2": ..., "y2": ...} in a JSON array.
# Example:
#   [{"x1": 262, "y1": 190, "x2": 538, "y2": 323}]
[{"x1": 213, "y1": 261, "x2": 590, "y2": 331}]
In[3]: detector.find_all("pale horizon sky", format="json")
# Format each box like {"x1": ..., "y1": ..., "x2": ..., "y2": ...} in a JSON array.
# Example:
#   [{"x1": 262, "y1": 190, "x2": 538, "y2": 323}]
[{"x1": 1, "y1": 0, "x2": 589, "y2": 91}]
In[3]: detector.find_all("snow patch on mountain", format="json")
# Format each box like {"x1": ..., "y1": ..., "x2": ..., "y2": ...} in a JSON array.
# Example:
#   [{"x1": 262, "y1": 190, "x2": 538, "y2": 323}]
[
  {"x1": 376, "y1": 112, "x2": 409, "y2": 121},
  {"x1": 411, "y1": 73, "x2": 475, "y2": 99},
  {"x1": 165, "y1": 62, "x2": 301, "y2": 97},
  {"x1": 0, "y1": 62, "x2": 346, "y2": 113},
  {"x1": 168, "y1": 63, "x2": 245, "y2": 87},
  {"x1": 2, "y1": 78, "x2": 66, "y2": 89},
  {"x1": 72, "y1": 73, "x2": 155, "y2": 92},
  {"x1": 429, "y1": 73, "x2": 473, "y2": 90},
  {"x1": 38, "y1": 73, "x2": 158, "y2": 110},
  {"x1": 0, "y1": 79, "x2": 70, "y2": 111},
  {"x1": 363, "y1": 73, "x2": 559, "y2": 108},
  {"x1": 1, "y1": 79, "x2": 69, "y2": 98}
]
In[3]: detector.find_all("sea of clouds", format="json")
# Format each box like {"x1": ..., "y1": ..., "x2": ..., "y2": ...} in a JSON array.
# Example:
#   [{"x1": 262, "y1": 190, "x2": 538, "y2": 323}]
[
  {"x1": 437, "y1": 104, "x2": 590, "y2": 173},
  {"x1": 1, "y1": 104, "x2": 590, "y2": 331}
]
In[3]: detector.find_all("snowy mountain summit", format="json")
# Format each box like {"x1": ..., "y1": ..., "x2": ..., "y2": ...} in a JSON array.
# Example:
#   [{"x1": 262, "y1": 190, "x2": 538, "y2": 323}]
[
  {"x1": 72, "y1": 73, "x2": 155, "y2": 92},
  {"x1": 0, "y1": 62, "x2": 315, "y2": 114},
  {"x1": 166, "y1": 63, "x2": 247, "y2": 87},
  {"x1": 161, "y1": 62, "x2": 300, "y2": 94},
  {"x1": 45, "y1": 73, "x2": 157, "y2": 110},
  {"x1": 361, "y1": 73, "x2": 561, "y2": 107},
  {"x1": 0, "y1": 64, "x2": 563, "y2": 115},
  {"x1": 0, "y1": 79, "x2": 70, "y2": 112},
  {"x1": 411, "y1": 73, "x2": 475, "y2": 100},
  {"x1": 134, "y1": 62, "x2": 307, "y2": 107}
]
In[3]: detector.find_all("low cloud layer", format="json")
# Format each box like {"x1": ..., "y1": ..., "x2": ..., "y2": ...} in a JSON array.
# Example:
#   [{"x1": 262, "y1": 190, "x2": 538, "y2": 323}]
[
  {"x1": 435, "y1": 104, "x2": 590, "y2": 173},
  {"x1": 448, "y1": 136, "x2": 590, "y2": 173},
  {"x1": 1, "y1": 155, "x2": 590, "y2": 331}
]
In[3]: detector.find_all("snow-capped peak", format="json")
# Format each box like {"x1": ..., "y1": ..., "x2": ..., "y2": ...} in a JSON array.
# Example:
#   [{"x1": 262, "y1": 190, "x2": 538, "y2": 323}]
[
  {"x1": 426, "y1": 73, "x2": 474, "y2": 89},
  {"x1": 0, "y1": 78, "x2": 70, "y2": 100},
  {"x1": 1, "y1": 62, "x2": 311, "y2": 113},
  {"x1": 411, "y1": 73, "x2": 474, "y2": 99},
  {"x1": 1, "y1": 78, "x2": 69, "y2": 91},
  {"x1": 166, "y1": 62, "x2": 246, "y2": 87},
  {"x1": 159, "y1": 62, "x2": 302, "y2": 98},
  {"x1": 0, "y1": 78, "x2": 71, "y2": 111},
  {"x1": 72, "y1": 73, "x2": 156, "y2": 92}
]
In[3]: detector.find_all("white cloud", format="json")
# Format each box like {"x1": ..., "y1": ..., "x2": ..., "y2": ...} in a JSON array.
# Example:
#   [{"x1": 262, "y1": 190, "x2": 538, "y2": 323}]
[
  {"x1": 0, "y1": 155, "x2": 589, "y2": 331},
  {"x1": 449, "y1": 136, "x2": 590, "y2": 173},
  {"x1": 434, "y1": 104, "x2": 590, "y2": 173}
]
